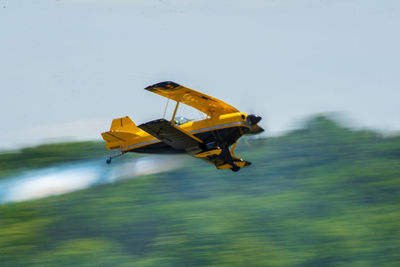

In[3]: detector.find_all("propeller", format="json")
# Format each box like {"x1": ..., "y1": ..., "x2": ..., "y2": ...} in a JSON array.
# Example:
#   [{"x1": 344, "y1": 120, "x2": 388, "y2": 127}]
[
  {"x1": 247, "y1": 114, "x2": 262, "y2": 125},
  {"x1": 245, "y1": 114, "x2": 264, "y2": 135},
  {"x1": 234, "y1": 113, "x2": 265, "y2": 152}
]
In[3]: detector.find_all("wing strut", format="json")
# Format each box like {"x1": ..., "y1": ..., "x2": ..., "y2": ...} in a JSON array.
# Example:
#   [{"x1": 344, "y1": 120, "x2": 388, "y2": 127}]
[
  {"x1": 163, "y1": 99, "x2": 170, "y2": 119},
  {"x1": 171, "y1": 101, "x2": 180, "y2": 123}
]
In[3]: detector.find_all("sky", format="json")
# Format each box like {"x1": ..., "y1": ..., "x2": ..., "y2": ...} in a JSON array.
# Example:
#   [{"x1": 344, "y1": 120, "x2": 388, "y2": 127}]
[{"x1": 1, "y1": 0, "x2": 399, "y2": 149}]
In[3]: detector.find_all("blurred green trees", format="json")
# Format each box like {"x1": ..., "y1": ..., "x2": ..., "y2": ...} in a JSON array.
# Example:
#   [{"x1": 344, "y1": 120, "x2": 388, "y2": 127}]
[
  {"x1": 0, "y1": 141, "x2": 108, "y2": 179},
  {"x1": 0, "y1": 115, "x2": 399, "y2": 266}
]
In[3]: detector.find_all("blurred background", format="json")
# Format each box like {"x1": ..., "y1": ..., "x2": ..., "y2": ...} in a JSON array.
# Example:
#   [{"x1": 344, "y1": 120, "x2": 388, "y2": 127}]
[
  {"x1": 1, "y1": 115, "x2": 399, "y2": 266},
  {"x1": 1, "y1": 0, "x2": 400, "y2": 266}
]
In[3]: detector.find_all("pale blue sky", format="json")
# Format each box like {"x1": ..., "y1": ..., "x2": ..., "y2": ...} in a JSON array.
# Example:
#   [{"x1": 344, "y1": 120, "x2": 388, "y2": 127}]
[{"x1": 1, "y1": 0, "x2": 399, "y2": 149}]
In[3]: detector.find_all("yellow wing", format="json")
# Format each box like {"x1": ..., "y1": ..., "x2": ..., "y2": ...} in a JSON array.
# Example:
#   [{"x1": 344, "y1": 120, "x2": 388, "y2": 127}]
[{"x1": 145, "y1": 81, "x2": 239, "y2": 117}]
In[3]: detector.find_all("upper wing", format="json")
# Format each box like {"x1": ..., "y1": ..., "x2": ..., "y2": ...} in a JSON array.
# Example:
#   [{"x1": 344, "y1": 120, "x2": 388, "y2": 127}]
[{"x1": 145, "y1": 81, "x2": 239, "y2": 117}]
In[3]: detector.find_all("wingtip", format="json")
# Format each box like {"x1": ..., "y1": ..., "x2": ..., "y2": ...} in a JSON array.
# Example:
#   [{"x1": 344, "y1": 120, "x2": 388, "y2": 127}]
[{"x1": 145, "y1": 81, "x2": 180, "y2": 90}]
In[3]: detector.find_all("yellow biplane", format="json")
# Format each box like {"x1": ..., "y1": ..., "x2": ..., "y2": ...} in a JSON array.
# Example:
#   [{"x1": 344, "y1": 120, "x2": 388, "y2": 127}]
[{"x1": 101, "y1": 81, "x2": 263, "y2": 172}]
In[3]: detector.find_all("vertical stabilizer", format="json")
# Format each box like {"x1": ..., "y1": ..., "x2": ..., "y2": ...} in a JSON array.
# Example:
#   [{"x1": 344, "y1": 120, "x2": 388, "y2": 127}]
[{"x1": 102, "y1": 116, "x2": 141, "y2": 150}]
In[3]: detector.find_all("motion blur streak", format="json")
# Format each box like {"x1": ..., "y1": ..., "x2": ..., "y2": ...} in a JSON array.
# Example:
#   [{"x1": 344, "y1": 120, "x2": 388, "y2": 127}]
[{"x1": 0, "y1": 155, "x2": 183, "y2": 204}]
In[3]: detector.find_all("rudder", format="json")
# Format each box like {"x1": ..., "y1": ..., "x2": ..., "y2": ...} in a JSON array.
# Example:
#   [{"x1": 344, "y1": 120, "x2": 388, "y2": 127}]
[{"x1": 102, "y1": 116, "x2": 141, "y2": 150}]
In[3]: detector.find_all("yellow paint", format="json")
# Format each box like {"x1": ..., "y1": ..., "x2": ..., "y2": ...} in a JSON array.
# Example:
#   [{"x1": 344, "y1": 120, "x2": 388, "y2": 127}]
[
  {"x1": 234, "y1": 160, "x2": 247, "y2": 168},
  {"x1": 171, "y1": 101, "x2": 180, "y2": 123},
  {"x1": 145, "y1": 82, "x2": 239, "y2": 117},
  {"x1": 103, "y1": 112, "x2": 250, "y2": 153},
  {"x1": 194, "y1": 149, "x2": 222, "y2": 158},
  {"x1": 101, "y1": 82, "x2": 260, "y2": 170},
  {"x1": 216, "y1": 163, "x2": 232, "y2": 170}
]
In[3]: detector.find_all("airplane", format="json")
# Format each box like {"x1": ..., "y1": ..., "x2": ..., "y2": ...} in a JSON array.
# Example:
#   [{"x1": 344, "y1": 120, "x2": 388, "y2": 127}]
[{"x1": 101, "y1": 81, "x2": 264, "y2": 172}]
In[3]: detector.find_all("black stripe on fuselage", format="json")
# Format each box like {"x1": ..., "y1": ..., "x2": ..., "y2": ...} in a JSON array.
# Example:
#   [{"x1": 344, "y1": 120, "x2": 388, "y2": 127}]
[{"x1": 128, "y1": 126, "x2": 247, "y2": 154}]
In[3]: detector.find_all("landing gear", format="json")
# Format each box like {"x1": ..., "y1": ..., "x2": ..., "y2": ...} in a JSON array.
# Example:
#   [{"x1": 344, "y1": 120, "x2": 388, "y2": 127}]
[
  {"x1": 105, "y1": 152, "x2": 125, "y2": 164},
  {"x1": 231, "y1": 165, "x2": 240, "y2": 172}
]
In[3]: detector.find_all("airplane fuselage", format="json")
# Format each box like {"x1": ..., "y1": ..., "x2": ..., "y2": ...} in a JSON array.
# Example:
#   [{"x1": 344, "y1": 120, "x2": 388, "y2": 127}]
[
  {"x1": 121, "y1": 112, "x2": 250, "y2": 154},
  {"x1": 102, "y1": 81, "x2": 264, "y2": 171}
]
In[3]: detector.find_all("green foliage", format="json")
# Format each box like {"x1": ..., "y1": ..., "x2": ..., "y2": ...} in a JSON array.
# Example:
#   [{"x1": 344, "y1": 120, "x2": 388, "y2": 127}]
[
  {"x1": 0, "y1": 115, "x2": 399, "y2": 266},
  {"x1": 32, "y1": 239, "x2": 138, "y2": 267},
  {"x1": 0, "y1": 141, "x2": 108, "y2": 179}
]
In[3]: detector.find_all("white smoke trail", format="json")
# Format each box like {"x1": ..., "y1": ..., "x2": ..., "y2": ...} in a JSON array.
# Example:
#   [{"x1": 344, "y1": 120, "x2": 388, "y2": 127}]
[{"x1": 0, "y1": 155, "x2": 183, "y2": 204}]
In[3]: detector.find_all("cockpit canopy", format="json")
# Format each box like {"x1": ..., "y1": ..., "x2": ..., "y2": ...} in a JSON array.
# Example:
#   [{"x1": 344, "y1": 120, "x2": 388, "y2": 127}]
[{"x1": 174, "y1": 116, "x2": 192, "y2": 125}]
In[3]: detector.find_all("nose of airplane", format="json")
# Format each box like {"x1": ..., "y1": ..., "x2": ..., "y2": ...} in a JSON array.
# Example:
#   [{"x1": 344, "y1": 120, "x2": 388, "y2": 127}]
[{"x1": 247, "y1": 114, "x2": 262, "y2": 125}]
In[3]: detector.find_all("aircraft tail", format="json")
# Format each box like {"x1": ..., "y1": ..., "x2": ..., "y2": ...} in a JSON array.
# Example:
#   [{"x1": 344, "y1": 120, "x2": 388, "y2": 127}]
[{"x1": 101, "y1": 116, "x2": 141, "y2": 150}]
